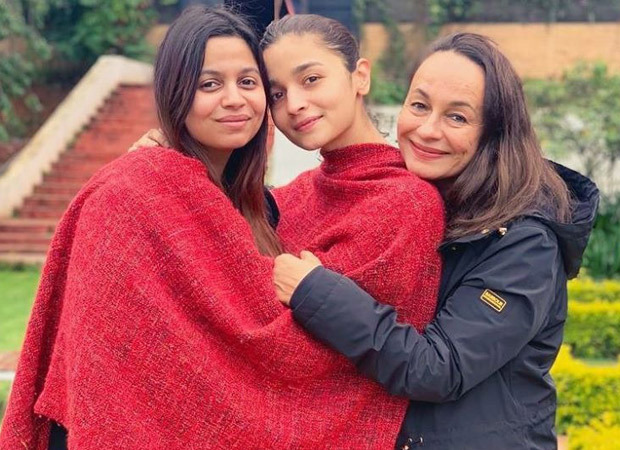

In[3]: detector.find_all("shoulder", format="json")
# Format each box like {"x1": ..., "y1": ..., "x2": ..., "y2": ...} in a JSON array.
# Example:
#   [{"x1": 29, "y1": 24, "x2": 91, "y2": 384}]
[
  {"x1": 377, "y1": 172, "x2": 445, "y2": 220},
  {"x1": 461, "y1": 218, "x2": 562, "y2": 280},
  {"x1": 82, "y1": 146, "x2": 221, "y2": 210}
]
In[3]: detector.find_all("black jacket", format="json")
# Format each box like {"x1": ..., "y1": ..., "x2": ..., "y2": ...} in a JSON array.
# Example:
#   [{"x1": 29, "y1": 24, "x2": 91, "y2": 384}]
[{"x1": 290, "y1": 165, "x2": 599, "y2": 449}]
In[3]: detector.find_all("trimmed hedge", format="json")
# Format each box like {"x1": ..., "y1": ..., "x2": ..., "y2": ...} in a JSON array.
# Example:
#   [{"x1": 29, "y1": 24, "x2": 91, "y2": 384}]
[
  {"x1": 568, "y1": 277, "x2": 620, "y2": 303},
  {"x1": 552, "y1": 346, "x2": 620, "y2": 434},
  {"x1": 564, "y1": 301, "x2": 620, "y2": 359},
  {"x1": 568, "y1": 412, "x2": 620, "y2": 450}
]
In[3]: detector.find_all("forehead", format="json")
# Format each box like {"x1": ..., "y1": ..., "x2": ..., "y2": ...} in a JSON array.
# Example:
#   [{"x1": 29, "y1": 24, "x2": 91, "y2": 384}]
[
  {"x1": 203, "y1": 36, "x2": 257, "y2": 68},
  {"x1": 412, "y1": 51, "x2": 485, "y2": 104},
  {"x1": 262, "y1": 33, "x2": 346, "y2": 76}
]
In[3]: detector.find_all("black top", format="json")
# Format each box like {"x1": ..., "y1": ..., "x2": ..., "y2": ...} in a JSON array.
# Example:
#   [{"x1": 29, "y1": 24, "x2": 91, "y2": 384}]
[{"x1": 289, "y1": 164, "x2": 599, "y2": 449}]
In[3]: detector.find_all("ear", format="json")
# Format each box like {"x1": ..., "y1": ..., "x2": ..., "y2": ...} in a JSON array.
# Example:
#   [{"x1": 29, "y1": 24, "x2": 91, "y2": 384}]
[{"x1": 353, "y1": 58, "x2": 372, "y2": 96}]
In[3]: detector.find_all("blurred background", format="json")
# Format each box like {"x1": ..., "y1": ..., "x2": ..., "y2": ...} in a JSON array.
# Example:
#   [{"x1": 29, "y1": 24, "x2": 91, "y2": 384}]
[{"x1": 1, "y1": 1, "x2": 620, "y2": 448}]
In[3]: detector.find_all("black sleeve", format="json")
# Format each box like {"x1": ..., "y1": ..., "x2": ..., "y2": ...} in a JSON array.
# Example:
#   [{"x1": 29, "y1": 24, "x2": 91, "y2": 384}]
[
  {"x1": 291, "y1": 225, "x2": 562, "y2": 402},
  {"x1": 264, "y1": 187, "x2": 280, "y2": 230},
  {"x1": 49, "y1": 422, "x2": 68, "y2": 450}
]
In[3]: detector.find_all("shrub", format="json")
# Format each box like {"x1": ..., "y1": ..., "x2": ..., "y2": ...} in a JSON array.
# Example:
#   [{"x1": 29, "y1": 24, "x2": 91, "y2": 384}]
[
  {"x1": 552, "y1": 346, "x2": 620, "y2": 434},
  {"x1": 568, "y1": 412, "x2": 620, "y2": 450},
  {"x1": 564, "y1": 301, "x2": 620, "y2": 359},
  {"x1": 582, "y1": 194, "x2": 620, "y2": 279},
  {"x1": 568, "y1": 276, "x2": 620, "y2": 303}
]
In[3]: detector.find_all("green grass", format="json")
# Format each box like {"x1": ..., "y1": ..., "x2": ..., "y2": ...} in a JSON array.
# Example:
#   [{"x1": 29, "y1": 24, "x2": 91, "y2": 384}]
[
  {"x1": 0, "y1": 381, "x2": 11, "y2": 423},
  {"x1": 0, "y1": 265, "x2": 41, "y2": 352}
]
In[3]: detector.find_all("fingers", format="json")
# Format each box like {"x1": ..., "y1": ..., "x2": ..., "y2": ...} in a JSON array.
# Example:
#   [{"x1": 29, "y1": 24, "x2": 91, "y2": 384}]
[{"x1": 300, "y1": 250, "x2": 322, "y2": 265}]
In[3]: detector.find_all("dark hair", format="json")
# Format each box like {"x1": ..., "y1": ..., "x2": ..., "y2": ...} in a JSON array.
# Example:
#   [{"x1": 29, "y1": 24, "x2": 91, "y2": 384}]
[
  {"x1": 154, "y1": 5, "x2": 281, "y2": 256},
  {"x1": 418, "y1": 33, "x2": 572, "y2": 239},
  {"x1": 260, "y1": 14, "x2": 359, "y2": 72}
]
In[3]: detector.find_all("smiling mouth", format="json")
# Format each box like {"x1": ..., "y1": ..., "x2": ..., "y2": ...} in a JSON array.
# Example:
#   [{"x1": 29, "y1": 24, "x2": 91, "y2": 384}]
[
  {"x1": 294, "y1": 116, "x2": 322, "y2": 132},
  {"x1": 410, "y1": 140, "x2": 448, "y2": 160}
]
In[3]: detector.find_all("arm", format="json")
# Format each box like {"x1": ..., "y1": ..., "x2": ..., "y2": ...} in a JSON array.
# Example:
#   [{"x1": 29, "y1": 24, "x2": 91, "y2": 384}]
[{"x1": 290, "y1": 224, "x2": 562, "y2": 402}]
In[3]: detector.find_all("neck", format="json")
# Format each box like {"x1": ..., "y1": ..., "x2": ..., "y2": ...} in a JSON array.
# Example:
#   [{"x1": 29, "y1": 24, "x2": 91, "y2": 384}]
[{"x1": 322, "y1": 104, "x2": 388, "y2": 153}]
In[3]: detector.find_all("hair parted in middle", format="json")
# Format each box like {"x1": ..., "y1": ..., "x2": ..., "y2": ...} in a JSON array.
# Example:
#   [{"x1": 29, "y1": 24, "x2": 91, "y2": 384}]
[
  {"x1": 418, "y1": 32, "x2": 572, "y2": 239},
  {"x1": 153, "y1": 5, "x2": 281, "y2": 256}
]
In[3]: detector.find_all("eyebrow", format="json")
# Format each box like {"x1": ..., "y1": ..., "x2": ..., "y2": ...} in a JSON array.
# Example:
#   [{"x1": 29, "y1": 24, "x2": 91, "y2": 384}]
[
  {"x1": 412, "y1": 87, "x2": 476, "y2": 112},
  {"x1": 199, "y1": 67, "x2": 260, "y2": 76},
  {"x1": 269, "y1": 61, "x2": 324, "y2": 87}
]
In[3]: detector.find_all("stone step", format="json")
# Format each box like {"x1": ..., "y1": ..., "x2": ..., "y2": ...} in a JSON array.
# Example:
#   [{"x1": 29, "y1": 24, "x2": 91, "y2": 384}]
[
  {"x1": 16, "y1": 207, "x2": 65, "y2": 220},
  {"x1": 0, "y1": 242, "x2": 50, "y2": 253},
  {"x1": 0, "y1": 231, "x2": 53, "y2": 244},
  {"x1": 0, "y1": 218, "x2": 57, "y2": 233},
  {"x1": 34, "y1": 181, "x2": 85, "y2": 196},
  {"x1": 21, "y1": 193, "x2": 76, "y2": 209}
]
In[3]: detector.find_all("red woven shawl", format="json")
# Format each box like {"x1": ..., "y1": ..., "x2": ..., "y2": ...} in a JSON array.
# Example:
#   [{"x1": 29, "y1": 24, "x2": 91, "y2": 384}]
[
  {"x1": 1, "y1": 147, "x2": 436, "y2": 450},
  {"x1": 273, "y1": 143, "x2": 444, "y2": 339}
]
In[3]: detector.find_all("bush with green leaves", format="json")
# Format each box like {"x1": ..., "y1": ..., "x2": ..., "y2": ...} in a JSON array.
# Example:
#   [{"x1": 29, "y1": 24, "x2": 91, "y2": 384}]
[
  {"x1": 552, "y1": 346, "x2": 620, "y2": 433},
  {"x1": 564, "y1": 301, "x2": 620, "y2": 359},
  {"x1": 568, "y1": 276, "x2": 620, "y2": 303},
  {"x1": 0, "y1": 0, "x2": 177, "y2": 142},
  {"x1": 581, "y1": 194, "x2": 620, "y2": 279},
  {"x1": 567, "y1": 412, "x2": 620, "y2": 450},
  {"x1": 525, "y1": 63, "x2": 620, "y2": 178}
]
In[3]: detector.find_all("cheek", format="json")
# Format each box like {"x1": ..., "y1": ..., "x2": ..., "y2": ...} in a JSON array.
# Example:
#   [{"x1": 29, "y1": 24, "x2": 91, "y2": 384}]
[{"x1": 189, "y1": 92, "x2": 217, "y2": 120}]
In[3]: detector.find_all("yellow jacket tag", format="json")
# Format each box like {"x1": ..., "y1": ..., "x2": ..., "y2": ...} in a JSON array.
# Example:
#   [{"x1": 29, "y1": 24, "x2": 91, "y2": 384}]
[{"x1": 480, "y1": 289, "x2": 507, "y2": 312}]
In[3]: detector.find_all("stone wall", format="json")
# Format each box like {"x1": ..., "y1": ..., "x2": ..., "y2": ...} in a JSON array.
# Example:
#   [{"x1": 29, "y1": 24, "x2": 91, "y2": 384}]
[{"x1": 361, "y1": 22, "x2": 620, "y2": 78}]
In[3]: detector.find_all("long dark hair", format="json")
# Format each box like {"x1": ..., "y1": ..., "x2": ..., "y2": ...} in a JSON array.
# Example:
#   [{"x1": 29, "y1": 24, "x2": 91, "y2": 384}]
[
  {"x1": 154, "y1": 6, "x2": 281, "y2": 256},
  {"x1": 419, "y1": 33, "x2": 572, "y2": 240}
]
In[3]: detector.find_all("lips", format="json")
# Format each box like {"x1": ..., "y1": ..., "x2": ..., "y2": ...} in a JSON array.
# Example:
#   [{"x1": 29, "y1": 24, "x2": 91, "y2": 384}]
[
  {"x1": 293, "y1": 115, "x2": 322, "y2": 132},
  {"x1": 217, "y1": 114, "x2": 251, "y2": 123},
  {"x1": 409, "y1": 140, "x2": 448, "y2": 161}
]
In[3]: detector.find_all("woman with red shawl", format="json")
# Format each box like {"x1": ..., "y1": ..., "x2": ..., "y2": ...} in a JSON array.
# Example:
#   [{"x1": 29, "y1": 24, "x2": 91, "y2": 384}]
[{"x1": 1, "y1": 7, "x2": 443, "y2": 450}]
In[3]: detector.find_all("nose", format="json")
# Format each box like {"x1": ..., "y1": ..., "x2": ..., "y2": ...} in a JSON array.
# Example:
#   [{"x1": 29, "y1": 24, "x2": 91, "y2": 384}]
[
  {"x1": 416, "y1": 114, "x2": 442, "y2": 141},
  {"x1": 285, "y1": 87, "x2": 308, "y2": 116},
  {"x1": 221, "y1": 84, "x2": 246, "y2": 108}
]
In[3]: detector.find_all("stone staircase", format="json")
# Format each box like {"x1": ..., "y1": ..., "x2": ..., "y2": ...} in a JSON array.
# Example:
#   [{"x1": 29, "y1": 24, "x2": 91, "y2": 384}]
[{"x1": 0, "y1": 85, "x2": 157, "y2": 263}]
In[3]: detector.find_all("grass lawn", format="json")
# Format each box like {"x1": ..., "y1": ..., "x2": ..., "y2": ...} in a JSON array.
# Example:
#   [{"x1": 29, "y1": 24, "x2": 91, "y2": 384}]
[
  {"x1": 0, "y1": 265, "x2": 41, "y2": 352},
  {"x1": 0, "y1": 381, "x2": 11, "y2": 423}
]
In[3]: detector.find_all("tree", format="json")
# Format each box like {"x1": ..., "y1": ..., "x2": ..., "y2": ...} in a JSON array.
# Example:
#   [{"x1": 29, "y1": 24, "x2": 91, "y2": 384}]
[{"x1": 525, "y1": 63, "x2": 620, "y2": 181}]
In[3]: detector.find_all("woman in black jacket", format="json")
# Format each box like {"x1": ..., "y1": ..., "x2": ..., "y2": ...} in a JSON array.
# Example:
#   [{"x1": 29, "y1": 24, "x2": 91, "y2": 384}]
[{"x1": 273, "y1": 33, "x2": 599, "y2": 449}]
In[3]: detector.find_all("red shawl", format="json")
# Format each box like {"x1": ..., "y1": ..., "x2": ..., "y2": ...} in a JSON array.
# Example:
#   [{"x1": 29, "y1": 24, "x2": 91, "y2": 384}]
[
  {"x1": 273, "y1": 143, "x2": 444, "y2": 333},
  {"x1": 0, "y1": 147, "x2": 436, "y2": 450}
]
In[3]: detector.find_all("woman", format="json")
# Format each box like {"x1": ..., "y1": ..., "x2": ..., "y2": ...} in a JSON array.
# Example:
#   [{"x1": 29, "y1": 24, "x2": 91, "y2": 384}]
[
  {"x1": 274, "y1": 33, "x2": 599, "y2": 449},
  {"x1": 1, "y1": 8, "x2": 439, "y2": 450}
]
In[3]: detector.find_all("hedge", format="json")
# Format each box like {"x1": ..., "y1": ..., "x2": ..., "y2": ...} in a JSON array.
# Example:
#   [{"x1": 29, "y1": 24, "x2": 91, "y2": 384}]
[
  {"x1": 564, "y1": 301, "x2": 620, "y2": 359},
  {"x1": 568, "y1": 412, "x2": 620, "y2": 450},
  {"x1": 568, "y1": 277, "x2": 620, "y2": 303},
  {"x1": 552, "y1": 346, "x2": 620, "y2": 434}
]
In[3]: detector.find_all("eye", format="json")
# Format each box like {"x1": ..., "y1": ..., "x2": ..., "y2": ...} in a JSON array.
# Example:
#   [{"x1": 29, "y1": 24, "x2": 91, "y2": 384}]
[
  {"x1": 410, "y1": 102, "x2": 427, "y2": 112},
  {"x1": 199, "y1": 80, "x2": 220, "y2": 91},
  {"x1": 270, "y1": 91, "x2": 284, "y2": 103},
  {"x1": 304, "y1": 75, "x2": 321, "y2": 85},
  {"x1": 239, "y1": 77, "x2": 258, "y2": 88},
  {"x1": 448, "y1": 113, "x2": 467, "y2": 124}
]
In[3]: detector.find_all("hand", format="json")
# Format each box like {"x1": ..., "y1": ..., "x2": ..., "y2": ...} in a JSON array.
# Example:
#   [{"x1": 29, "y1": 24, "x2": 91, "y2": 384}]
[
  {"x1": 128, "y1": 128, "x2": 169, "y2": 152},
  {"x1": 273, "y1": 251, "x2": 322, "y2": 306}
]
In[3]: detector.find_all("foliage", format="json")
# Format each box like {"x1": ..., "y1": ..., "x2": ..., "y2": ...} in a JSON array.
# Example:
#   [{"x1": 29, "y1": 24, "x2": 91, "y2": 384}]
[
  {"x1": 0, "y1": 0, "x2": 53, "y2": 141},
  {"x1": 582, "y1": 194, "x2": 620, "y2": 279},
  {"x1": 568, "y1": 412, "x2": 620, "y2": 450},
  {"x1": 524, "y1": 63, "x2": 620, "y2": 178},
  {"x1": 0, "y1": 0, "x2": 177, "y2": 142},
  {"x1": 564, "y1": 301, "x2": 620, "y2": 359},
  {"x1": 0, "y1": 265, "x2": 41, "y2": 351},
  {"x1": 357, "y1": 0, "x2": 410, "y2": 105},
  {"x1": 568, "y1": 276, "x2": 620, "y2": 303},
  {"x1": 552, "y1": 346, "x2": 620, "y2": 434}
]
